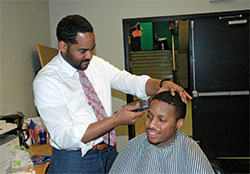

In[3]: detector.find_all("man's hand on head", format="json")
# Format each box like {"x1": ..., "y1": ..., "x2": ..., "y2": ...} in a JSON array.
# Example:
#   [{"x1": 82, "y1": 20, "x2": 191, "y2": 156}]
[{"x1": 158, "y1": 81, "x2": 192, "y2": 104}]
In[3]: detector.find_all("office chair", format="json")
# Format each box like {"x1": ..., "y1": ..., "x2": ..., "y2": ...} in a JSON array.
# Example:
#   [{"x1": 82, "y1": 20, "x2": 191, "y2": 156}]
[{"x1": 36, "y1": 44, "x2": 58, "y2": 67}]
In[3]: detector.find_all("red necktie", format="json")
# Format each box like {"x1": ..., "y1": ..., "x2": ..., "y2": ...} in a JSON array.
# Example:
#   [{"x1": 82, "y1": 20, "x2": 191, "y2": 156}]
[{"x1": 78, "y1": 70, "x2": 116, "y2": 146}]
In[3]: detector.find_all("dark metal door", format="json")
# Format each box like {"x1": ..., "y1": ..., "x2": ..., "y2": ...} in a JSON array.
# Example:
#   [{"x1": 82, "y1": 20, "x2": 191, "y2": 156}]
[{"x1": 189, "y1": 11, "x2": 249, "y2": 159}]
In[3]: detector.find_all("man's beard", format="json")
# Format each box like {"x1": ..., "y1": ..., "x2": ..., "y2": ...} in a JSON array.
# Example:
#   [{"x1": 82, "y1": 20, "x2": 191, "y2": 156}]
[
  {"x1": 78, "y1": 59, "x2": 91, "y2": 71},
  {"x1": 64, "y1": 48, "x2": 91, "y2": 71}
]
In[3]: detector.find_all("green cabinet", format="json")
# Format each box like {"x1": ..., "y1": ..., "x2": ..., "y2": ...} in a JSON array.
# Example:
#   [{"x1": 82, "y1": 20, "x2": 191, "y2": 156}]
[{"x1": 140, "y1": 22, "x2": 153, "y2": 50}]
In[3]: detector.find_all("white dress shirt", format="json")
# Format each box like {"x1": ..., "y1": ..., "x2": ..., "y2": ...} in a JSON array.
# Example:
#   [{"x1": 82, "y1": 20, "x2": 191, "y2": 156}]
[{"x1": 33, "y1": 52, "x2": 150, "y2": 156}]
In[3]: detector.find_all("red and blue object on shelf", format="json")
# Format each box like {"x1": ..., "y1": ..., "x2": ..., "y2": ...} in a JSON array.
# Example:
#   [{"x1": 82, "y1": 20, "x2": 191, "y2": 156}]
[{"x1": 32, "y1": 155, "x2": 51, "y2": 165}]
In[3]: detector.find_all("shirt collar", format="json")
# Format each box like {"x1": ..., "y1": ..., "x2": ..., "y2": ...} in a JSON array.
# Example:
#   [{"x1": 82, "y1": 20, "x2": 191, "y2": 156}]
[{"x1": 58, "y1": 51, "x2": 79, "y2": 77}]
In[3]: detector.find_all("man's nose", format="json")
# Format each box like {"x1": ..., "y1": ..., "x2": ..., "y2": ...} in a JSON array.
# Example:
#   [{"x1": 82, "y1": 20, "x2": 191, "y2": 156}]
[
  {"x1": 85, "y1": 50, "x2": 93, "y2": 59},
  {"x1": 149, "y1": 118, "x2": 158, "y2": 129}
]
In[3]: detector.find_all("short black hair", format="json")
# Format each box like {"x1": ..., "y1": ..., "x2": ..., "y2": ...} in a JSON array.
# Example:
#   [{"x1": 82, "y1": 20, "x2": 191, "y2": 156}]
[
  {"x1": 151, "y1": 91, "x2": 186, "y2": 120},
  {"x1": 56, "y1": 15, "x2": 94, "y2": 44}
]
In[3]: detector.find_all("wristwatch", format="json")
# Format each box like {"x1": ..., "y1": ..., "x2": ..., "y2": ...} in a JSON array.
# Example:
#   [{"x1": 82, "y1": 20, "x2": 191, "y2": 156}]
[{"x1": 159, "y1": 79, "x2": 169, "y2": 88}]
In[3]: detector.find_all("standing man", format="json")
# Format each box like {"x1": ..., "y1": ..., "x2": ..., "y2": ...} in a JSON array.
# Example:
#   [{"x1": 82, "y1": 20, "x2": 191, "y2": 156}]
[{"x1": 33, "y1": 14, "x2": 192, "y2": 173}]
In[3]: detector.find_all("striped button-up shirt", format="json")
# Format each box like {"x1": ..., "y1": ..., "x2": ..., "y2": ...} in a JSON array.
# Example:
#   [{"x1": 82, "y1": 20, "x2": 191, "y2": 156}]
[{"x1": 109, "y1": 131, "x2": 215, "y2": 174}]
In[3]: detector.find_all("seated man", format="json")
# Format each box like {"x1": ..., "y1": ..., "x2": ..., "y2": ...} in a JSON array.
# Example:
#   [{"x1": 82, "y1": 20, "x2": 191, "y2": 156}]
[{"x1": 109, "y1": 91, "x2": 214, "y2": 174}]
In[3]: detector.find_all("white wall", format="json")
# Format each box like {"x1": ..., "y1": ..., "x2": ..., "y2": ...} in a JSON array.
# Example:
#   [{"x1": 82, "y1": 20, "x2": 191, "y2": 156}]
[{"x1": 0, "y1": 1, "x2": 51, "y2": 116}]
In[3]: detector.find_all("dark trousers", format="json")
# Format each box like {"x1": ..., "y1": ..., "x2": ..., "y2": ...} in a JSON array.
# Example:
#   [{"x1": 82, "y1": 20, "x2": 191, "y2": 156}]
[{"x1": 48, "y1": 146, "x2": 118, "y2": 174}]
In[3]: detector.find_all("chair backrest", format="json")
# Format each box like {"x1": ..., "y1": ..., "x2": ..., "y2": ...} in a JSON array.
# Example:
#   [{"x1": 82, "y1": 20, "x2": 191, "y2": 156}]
[{"x1": 36, "y1": 44, "x2": 58, "y2": 67}]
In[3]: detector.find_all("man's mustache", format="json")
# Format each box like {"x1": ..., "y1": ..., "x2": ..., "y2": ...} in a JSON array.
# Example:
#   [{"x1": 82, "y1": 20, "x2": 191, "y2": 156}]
[
  {"x1": 80, "y1": 59, "x2": 91, "y2": 64},
  {"x1": 146, "y1": 128, "x2": 158, "y2": 132}
]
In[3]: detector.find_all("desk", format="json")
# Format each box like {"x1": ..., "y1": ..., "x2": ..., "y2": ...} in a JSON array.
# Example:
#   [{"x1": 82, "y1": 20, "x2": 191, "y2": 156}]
[{"x1": 29, "y1": 143, "x2": 52, "y2": 174}]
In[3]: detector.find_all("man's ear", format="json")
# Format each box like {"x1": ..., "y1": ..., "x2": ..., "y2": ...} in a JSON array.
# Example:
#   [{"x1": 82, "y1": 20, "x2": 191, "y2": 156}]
[
  {"x1": 58, "y1": 41, "x2": 68, "y2": 53},
  {"x1": 176, "y1": 118, "x2": 184, "y2": 129}
]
